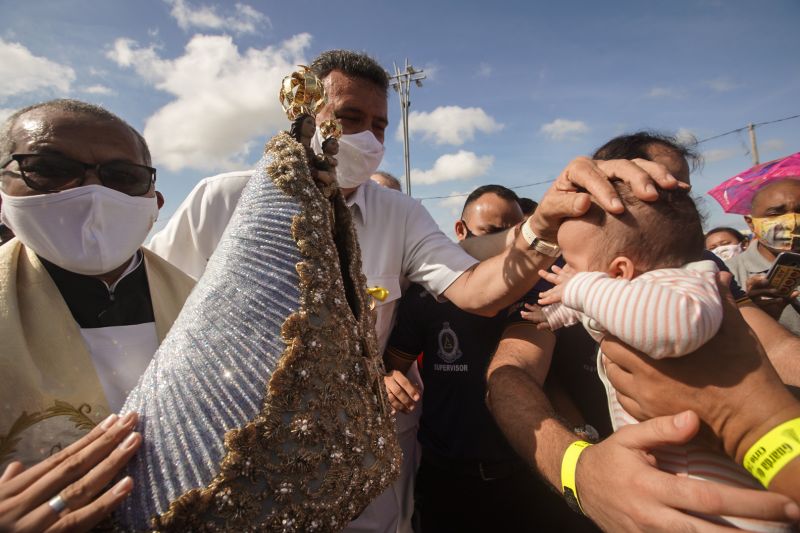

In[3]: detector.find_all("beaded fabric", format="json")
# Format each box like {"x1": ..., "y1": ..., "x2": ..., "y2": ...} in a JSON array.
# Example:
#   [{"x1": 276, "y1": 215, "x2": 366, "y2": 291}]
[{"x1": 116, "y1": 132, "x2": 401, "y2": 531}]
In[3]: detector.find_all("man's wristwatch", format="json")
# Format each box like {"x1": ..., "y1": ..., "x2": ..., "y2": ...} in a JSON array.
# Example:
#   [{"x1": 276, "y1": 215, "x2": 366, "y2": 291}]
[{"x1": 521, "y1": 217, "x2": 560, "y2": 257}]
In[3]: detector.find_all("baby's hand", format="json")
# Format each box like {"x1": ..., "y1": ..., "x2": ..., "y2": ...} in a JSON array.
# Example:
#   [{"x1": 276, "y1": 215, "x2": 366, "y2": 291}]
[
  {"x1": 537, "y1": 264, "x2": 576, "y2": 305},
  {"x1": 520, "y1": 303, "x2": 553, "y2": 330}
]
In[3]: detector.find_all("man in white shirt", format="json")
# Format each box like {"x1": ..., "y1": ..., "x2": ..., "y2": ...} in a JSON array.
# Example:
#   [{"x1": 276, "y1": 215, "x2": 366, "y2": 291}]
[{"x1": 148, "y1": 50, "x2": 692, "y2": 532}]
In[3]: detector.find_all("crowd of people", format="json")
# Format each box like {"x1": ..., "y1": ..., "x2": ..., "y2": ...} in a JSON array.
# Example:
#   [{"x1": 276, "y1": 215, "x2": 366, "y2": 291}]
[{"x1": 0, "y1": 48, "x2": 799, "y2": 532}]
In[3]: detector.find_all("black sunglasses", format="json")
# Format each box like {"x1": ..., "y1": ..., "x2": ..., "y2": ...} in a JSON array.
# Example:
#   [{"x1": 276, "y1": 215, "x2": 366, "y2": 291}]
[{"x1": 0, "y1": 153, "x2": 156, "y2": 197}]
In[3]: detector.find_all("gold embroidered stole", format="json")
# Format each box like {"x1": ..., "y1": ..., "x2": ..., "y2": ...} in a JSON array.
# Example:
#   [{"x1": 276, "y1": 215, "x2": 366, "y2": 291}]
[{"x1": 0, "y1": 240, "x2": 194, "y2": 467}]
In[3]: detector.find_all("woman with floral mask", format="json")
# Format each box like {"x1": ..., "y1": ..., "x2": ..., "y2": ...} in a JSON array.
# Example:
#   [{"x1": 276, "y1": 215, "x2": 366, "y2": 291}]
[{"x1": 726, "y1": 178, "x2": 800, "y2": 332}]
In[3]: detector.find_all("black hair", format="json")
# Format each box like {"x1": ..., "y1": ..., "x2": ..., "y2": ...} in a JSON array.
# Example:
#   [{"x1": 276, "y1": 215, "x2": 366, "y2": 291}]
[
  {"x1": 310, "y1": 50, "x2": 389, "y2": 93},
  {"x1": 592, "y1": 130, "x2": 702, "y2": 171},
  {"x1": 461, "y1": 184, "x2": 520, "y2": 216},
  {"x1": 588, "y1": 181, "x2": 705, "y2": 270},
  {"x1": 705, "y1": 226, "x2": 746, "y2": 243},
  {"x1": 517, "y1": 197, "x2": 538, "y2": 216}
]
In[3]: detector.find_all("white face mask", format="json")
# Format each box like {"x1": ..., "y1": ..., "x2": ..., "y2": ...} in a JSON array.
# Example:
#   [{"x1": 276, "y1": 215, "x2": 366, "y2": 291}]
[
  {"x1": 312, "y1": 128, "x2": 385, "y2": 189},
  {"x1": 711, "y1": 243, "x2": 743, "y2": 261},
  {"x1": 0, "y1": 185, "x2": 158, "y2": 275}
]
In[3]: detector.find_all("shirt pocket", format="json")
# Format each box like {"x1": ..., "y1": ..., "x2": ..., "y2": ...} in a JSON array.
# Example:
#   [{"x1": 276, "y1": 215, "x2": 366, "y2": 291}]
[{"x1": 365, "y1": 275, "x2": 402, "y2": 350}]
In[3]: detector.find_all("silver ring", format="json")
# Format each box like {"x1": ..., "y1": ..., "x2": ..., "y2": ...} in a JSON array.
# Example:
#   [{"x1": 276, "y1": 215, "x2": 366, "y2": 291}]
[{"x1": 48, "y1": 493, "x2": 68, "y2": 514}]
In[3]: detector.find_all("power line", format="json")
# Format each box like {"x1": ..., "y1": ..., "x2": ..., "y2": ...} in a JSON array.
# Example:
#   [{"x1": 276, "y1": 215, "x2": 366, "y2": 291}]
[
  {"x1": 697, "y1": 113, "x2": 800, "y2": 144},
  {"x1": 419, "y1": 178, "x2": 555, "y2": 201},
  {"x1": 417, "y1": 112, "x2": 800, "y2": 202}
]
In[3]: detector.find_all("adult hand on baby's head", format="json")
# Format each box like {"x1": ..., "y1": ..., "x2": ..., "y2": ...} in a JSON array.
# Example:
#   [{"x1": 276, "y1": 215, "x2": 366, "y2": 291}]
[
  {"x1": 600, "y1": 271, "x2": 799, "y2": 462},
  {"x1": 528, "y1": 156, "x2": 689, "y2": 242}
]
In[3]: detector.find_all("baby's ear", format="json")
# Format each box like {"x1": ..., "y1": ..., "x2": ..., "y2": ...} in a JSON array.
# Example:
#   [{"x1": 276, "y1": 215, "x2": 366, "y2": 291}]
[{"x1": 608, "y1": 257, "x2": 636, "y2": 280}]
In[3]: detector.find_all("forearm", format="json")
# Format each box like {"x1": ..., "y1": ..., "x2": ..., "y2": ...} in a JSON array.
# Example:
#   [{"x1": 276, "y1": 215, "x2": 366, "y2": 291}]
[
  {"x1": 734, "y1": 404, "x2": 800, "y2": 502},
  {"x1": 446, "y1": 226, "x2": 555, "y2": 316},
  {"x1": 486, "y1": 327, "x2": 571, "y2": 488},
  {"x1": 486, "y1": 363, "x2": 577, "y2": 489},
  {"x1": 740, "y1": 303, "x2": 800, "y2": 386}
]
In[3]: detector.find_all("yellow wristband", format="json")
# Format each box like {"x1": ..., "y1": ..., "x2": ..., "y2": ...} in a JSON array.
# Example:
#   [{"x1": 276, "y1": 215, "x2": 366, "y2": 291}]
[
  {"x1": 742, "y1": 417, "x2": 800, "y2": 487},
  {"x1": 561, "y1": 440, "x2": 592, "y2": 514}
]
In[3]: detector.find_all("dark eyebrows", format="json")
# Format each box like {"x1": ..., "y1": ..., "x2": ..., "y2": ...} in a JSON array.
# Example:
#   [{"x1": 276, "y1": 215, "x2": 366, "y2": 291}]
[{"x1": 334, "y1": 106, "x2": 365, "y2": 118}]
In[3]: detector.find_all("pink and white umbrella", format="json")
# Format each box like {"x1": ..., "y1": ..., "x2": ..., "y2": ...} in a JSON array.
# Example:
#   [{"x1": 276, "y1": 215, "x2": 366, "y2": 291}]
[{"x1": 707, "y1": 152, "x2": 800, "y2": 214}]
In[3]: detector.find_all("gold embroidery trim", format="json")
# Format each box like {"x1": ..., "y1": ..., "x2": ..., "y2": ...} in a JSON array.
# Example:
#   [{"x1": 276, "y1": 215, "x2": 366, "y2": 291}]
[
  {"x1": 151, "y1": 132, "x2": 401, "y2": 532},
  {"x1": 0, "y1": 401, "x2": 97, "y2": 465}
]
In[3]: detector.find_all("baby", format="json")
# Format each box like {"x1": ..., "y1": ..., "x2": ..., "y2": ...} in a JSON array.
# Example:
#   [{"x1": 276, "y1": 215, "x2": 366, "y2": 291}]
[{"x1": 524, "y1": 182, "x2": 790, "y2": 532}]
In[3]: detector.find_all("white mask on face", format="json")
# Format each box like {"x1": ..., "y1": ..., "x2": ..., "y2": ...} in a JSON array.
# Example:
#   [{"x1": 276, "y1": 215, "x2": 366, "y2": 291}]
[
  {"x1": 312, "y1": 128, "x2": 385, "y2": 189},
  {"x1": 0, "y1": 185, "x2": 159, "y2": 275},
  {"x1": 711, "y1": 243, "x2": 743, "y2": 261}
]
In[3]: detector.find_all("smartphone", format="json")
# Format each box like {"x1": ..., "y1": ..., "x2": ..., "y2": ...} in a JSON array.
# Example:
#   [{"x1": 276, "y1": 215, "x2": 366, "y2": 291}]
[{"x1": 766, "y1": 251, "x2": 800, "y2": 297}]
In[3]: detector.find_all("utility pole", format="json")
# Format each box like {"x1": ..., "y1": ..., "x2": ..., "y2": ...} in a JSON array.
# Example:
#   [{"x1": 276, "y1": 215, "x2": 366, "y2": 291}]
[
  {"x1": 748, "y1": 123, "x2": 760, "y2": 166},
  {"x1": 389, "y1": 59, "x2": 425, "y2": 196}
]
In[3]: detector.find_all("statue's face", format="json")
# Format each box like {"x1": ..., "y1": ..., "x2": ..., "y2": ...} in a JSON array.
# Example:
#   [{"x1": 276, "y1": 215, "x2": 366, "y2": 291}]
[
  {"x1": 324, "y1": 138, "x2": 339, "y2": 154},
  {"x1": 301, "y1": 115, "x2": 316, "y2": 138}
]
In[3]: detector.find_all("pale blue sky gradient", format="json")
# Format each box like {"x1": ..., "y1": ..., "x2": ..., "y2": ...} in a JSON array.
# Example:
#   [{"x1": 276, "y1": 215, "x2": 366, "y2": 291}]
[{"x1": 2, "y1": 0, "x2": 798, "y2": 236}]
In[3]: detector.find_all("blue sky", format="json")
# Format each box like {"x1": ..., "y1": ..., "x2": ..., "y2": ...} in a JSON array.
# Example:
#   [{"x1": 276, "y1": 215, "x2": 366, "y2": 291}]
[{"x1": 2, "y1": 0, "x2": 798, "y2": 237}]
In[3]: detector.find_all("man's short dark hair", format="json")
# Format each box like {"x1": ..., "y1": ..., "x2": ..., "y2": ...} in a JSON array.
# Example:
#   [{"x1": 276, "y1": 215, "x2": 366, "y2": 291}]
[
  {"x1": 705, "y1": 226, "x2": 746, "y2": 243},
  {"x1": 310, "y1": 50, "x2": 389, "y2": 93},
  {"x1": 462, "y1": 184, "x2": 520, "y2": 216},
  {"x1": 517, "y1": 197, "x2": 538, "y2": 216},
  {"x1": 592, "y1": 130, "x2": 702, "y2": 171},
  {"x1": 0, "y1": 98, "x2": 151, "y2": 165},
  {"x1": 585, "y1": 181, "x2": 705, "y2": 271}
]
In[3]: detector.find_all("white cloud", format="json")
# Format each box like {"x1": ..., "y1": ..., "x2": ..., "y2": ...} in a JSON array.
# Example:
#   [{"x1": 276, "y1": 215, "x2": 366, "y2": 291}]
[
  {"x1": 477, "y1": 62, "x2": 492, "y2": 77},
  {"x1": 419, "y1": 62, "x2": 438, "y2": 81},
  {"x1": 411, "y1": 150, "x2": 493, "y2": 185},
  {"x1": 675, "y1": 127, "x2": 697, "y2": 146},
  {"x1": 647, "y1": 86, "x2": 683, "y2": 98},
  {"x1": 167, "y1": 0, "x2": 269, "y2": 34},
  {"x1": 82, "y1": 84, "x2": 114, "y2": 95},
  {"x1": 762, "y1": 138, "x2": 786, "y2": 153},
  {"x1": 703, "y1": 77, "x2": 739, "y2": 92},
  {"x1": 703, "y1": 147, "x2": 739, "y2": 163},
  {"x1": 0, "y1": 108, "x2": 15, "y2": 124},
  {"x1": 540, "y1": 118, "x2": 589, "y2": 141},
  {"x1": 403, "y1": 106, "x2": 503, "y2": 146},
  {"x1": 0, "y1": 39, "x2": 75, "y2": 101},
  {"x1": 107, "y1": 33, "x2": 311, "y2": 172},
  {"x1": 438, "y1": 191, "x2": 469, "y2": 217}
]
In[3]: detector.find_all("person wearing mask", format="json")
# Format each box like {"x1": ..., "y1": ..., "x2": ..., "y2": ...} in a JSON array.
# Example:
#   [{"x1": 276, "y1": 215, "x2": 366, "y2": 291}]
[
  {"x1": 147, "y1": 51, "x2": 688, "y2": 532},
  {"x1": 725, "y1": 179, "x2": 800, "y2": 332},
  {"x1": 484, "y1": 132, "x2": 800, "y2": 532},
  {"x1": 705, "y1": 226, "x2": 748, "y2": 260},
  {"x1": 0, "y1": 99, "x2": 194, "y2": 529},
  {"x1": 384, "y1": 184, "x2": 596, "y2": 531}
]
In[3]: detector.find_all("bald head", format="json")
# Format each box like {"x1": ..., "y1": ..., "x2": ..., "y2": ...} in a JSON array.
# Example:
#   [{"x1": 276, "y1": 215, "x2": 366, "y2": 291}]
[{"x1": 750, "y1": 178, "x2": 800, "y2": 216}]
